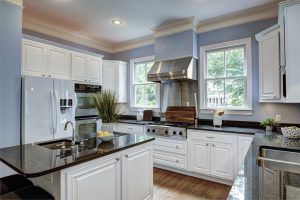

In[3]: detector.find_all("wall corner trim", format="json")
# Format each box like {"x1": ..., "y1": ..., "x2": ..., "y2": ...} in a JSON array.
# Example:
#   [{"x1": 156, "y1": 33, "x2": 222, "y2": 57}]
[{"x1": 2, "y1": 0, "x2": 23, "y2": 6}]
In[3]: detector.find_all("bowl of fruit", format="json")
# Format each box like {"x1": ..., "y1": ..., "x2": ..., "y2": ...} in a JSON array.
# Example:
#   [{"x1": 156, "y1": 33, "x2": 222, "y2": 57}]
[
  {"x1": 281, "y1": 126, "x2": 300, "y2": 139},
  {"x1": 97, "y1": 130, "x2": 114, "y2": 142}
]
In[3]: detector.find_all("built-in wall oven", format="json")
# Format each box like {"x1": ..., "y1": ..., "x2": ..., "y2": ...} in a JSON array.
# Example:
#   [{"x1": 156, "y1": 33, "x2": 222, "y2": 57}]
[
  {"x1": 75, "y1": 83, "x2": 101, "y2": 136},
  {"x1": 75, "y1": 83, "x2": 101, "y2": 118},
  {"x1": 75, "y1": 117, "x2": 100, "y2": 136}
]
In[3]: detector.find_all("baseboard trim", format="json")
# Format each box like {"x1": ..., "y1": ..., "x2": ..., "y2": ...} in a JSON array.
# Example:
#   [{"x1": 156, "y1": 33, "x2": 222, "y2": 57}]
[{"x1": 154, "y1": 164, "x2": 233, "y2": 186}]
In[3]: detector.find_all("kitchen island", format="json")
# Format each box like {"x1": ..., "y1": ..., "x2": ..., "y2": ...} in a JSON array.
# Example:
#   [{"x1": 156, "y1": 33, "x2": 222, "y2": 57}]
[{"x1": 0, "y1": 133, "x2": 155, "y2": 200}]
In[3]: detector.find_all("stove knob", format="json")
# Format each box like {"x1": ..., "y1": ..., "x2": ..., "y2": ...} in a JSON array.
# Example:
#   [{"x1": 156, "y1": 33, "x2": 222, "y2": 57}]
[
  {"x1": 146, "y1": 128, "x2": 150, "y2": 132},
  {"x1": 165, "y1": 130, "x2": 168, "y2": 134},
  {"x1": 179, "y1": 132, "x2": 183, "y2": 136},
  {"x1": 173, "y1": 131, "x2": 176, "y2": 135},
  {"x1": 152, "y1": 129, "x2": 155, "y2": 133}
]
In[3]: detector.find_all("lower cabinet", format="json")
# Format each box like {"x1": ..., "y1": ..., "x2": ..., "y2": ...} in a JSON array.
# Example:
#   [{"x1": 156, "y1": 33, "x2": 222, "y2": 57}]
[
  {"x1": 63, "y1": 155, "x2": 121, "y2": 200},
  {"x1": 122, "y1": 146, "x2": 153, "y2": 200},
  {"x1": 210, "y1": 143, "x2": 234, "y2": 180},
  {"x1": 61, "y1": 142, "x2": 153, "y2": 200},
  {"x1": 189, "y1": 140, "x2": 210, "y2": 174}
]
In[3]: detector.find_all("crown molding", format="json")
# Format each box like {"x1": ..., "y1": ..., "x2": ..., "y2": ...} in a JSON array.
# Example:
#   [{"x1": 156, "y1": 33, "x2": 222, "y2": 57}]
[
  {"x1": 1, "y1": 0, "x2": 23, "y2": 6},
  {"x1": 153, "y1": 16, "x2": 197, "y2": 38},
  {"x1": 197, "y1": 2, "x2": 278, "y2": 33},
  {"x1": 255, "y1": 24, "x2": 280, "y2": 41},
  {"x1": 23, "y1": 16, "x2": 114, "y2": 53},
  {"x1": 112, "y1": 35, "x2": 155, "y2": 53}
]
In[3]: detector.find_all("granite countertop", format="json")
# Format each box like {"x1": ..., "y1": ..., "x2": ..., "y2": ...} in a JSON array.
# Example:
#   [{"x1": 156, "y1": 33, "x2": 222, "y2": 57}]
[
  {"x1": 187, "y1": 125, "x2": 265, "y2": 135},
  {"x1": 228, "y1": 132, "x2": 300, "y2": 200},
  {"x1": 0, "y1": 133, "x2": 154, "y2": 178}
]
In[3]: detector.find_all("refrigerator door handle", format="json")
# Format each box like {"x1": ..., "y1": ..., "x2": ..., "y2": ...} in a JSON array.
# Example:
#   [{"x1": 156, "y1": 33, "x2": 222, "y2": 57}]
[
  {"x1": 53, "y1": 90, "x2": 59, "y2": 134},
  {"x1": 50, "y1": 90, "x2": 56, "y2": 135}
]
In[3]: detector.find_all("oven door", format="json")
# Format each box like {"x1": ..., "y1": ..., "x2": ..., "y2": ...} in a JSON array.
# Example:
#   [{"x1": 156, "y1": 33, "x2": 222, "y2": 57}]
[
  {"x1": 75, "y1": 93, "x2": 98, "y2": 117},
  {"x1": 75, "y1": 117, "x2": 100, "y2": 136}
]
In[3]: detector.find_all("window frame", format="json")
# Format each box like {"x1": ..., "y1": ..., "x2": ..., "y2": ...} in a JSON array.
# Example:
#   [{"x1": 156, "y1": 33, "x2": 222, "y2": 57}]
[
  {"x1": 130, "y1": 56, "x2": 160, "y2": 109},
  {"x1": 199, "y1": 38, "x2": 253, "y2": 115}
]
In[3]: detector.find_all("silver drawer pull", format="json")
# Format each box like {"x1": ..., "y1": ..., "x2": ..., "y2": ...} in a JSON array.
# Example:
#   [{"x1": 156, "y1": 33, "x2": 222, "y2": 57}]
[
  {"x1": 206, "y1": 136, "x2": 215, "y2": 139},
  {"x1": 175, "y1": 146, "x2": 179, "y2": 149},
  {"x1": 128, "y1": 128, "x2": 133, "y2": 130},
  {"x1": 125, "y1": 155, "x2": 129, "y2": 158},
  {"x1": 206, "y1": 143, "x2": 209, "y2": 146}
]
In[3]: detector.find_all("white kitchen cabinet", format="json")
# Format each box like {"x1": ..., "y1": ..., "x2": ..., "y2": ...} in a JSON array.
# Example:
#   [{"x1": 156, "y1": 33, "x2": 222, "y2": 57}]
[
  {"x1": 153, "y1": 137, "x2": 188, "y2": 170},
  {"x1": 22, "y1": 39, "x2": 47, "y2": 77},
  {"x1": 122, "y1": 144, "x2": 153, "y2": 200},
  {"x1": 87, "y1": 56, "x2": 102, "y2": 84},
  {"x1": 71, "y1": 52, "x2": 87, "y2": 81},
  {"x1": 211, "y1": 143, "x2": 234, "y2": 180},
  {"x1": 237, "y1": 135, "x2": 253, "y2": 167},
  {"x1": 256, "y1": 25, "x2": 281, "y2": 102},
  {"x1": 279, "y1": 0, "x2": 300, "y2": 102},
  {"x1": 189, "y1": 140, "x2": 210, "y2": 175},
  {"x1": 102, "y1": 60, "x2": 127, "y2": 103},
  {"x1": 62, "y1": 155, "x2": 121, "y2": 200},
  {"x1": 188, "y1": 129, "x2": 236, "y2": 181},
  {"x1": 115, "y1": 123, "x2": 145, "y2": 134},
  {"x1": 47, "y1": 46, "x2": 71, "y2": 79}
]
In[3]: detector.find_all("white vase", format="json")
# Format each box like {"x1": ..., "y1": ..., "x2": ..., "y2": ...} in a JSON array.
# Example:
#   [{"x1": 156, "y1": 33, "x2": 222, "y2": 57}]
[
  {"x1": 266, "y1": 126, "x2": 273, "y2": 131},
  {"x1": 101, "y1": 123, "x2": 116, "y2": 133}
]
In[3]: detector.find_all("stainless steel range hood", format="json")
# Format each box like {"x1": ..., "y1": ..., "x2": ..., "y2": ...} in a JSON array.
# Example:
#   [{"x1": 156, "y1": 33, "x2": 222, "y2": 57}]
[{"x1": 147, "y1": 56, "x2": 197, "y2": 83}]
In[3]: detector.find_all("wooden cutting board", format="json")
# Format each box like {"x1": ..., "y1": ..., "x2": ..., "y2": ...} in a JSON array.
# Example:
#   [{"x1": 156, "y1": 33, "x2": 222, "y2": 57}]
[{"x1": 164, "y1": 106, "x2": 196, "y2": 123}]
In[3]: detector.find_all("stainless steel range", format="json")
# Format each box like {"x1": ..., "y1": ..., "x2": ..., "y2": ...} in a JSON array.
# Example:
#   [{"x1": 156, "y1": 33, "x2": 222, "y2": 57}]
[{"x1": 145, "y1": 123, "x2": 187, "y2": 138}]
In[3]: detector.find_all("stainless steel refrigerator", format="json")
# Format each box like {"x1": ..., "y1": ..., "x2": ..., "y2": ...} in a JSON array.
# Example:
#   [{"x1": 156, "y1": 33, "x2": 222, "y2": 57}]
[{"x1": 22, "y1": 75, "x2": 75, "y2": 144}]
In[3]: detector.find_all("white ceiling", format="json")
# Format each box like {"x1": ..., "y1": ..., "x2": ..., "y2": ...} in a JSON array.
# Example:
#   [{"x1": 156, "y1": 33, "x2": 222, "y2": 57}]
[{"x1": 23, "y1": 0, "x2": 278, "y2": 45}]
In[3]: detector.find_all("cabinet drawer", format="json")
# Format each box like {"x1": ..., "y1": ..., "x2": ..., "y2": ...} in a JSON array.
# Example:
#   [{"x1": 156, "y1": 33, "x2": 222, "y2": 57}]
[
  {"x1": 153, "y1": 138, "x2": 187, "y2": 155},
  {"x1": 188, "y1": 130, "x2": 234, "y2": 144},
  {"x1": 153, "y1": 151, "x2": 187, "y2": 170},
  {"x1": 115, "y1": 123, "x2": 144, "y2": 134}
]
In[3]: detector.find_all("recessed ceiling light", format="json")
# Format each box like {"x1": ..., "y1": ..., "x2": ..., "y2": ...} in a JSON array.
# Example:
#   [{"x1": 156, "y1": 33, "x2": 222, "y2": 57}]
[{"x1": 112, "y1": 20, "x2": 122, "y2": 25}]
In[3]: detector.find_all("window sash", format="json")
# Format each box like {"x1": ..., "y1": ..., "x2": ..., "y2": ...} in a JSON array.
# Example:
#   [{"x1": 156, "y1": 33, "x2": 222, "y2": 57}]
[
  {"x1": 205, "y1": 77, "x2": 247, "y2": 109},
  {"x1": 205, "y1": 45, "x2": 246, "y2": 79},
  {"x1": 133, "y1": 83, "x2": 160, "y2": 108}
]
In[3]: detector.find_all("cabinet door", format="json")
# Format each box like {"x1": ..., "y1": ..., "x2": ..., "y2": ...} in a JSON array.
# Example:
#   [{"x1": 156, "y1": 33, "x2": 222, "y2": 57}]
[
  {"x1": 258, "y1": 29, "x2": 281, "y2": 101},
  {"x1": 63, "y1": 156, "x2": 121, "y2": 200},
  {"x1": 237, "y1": 135, "x2": 253, "y2": 167},
  {"x1": 22, "y1": 40, "x2": 47, "y2": 76},
  {"x1": 117, "y1": 62, "x2": 127, "y2": 103},
  {"x1": 102, "y1": 61, "x2": 117, "y2": 92},
  {"x1": 122, "y1": 146, "x2": 153, "y2": 200},
  {"x1": 47, "y1": 47, "x2": 70, "y2": 79},
  {"x1": 282, "y1": 2, "x2": 300, "y2": 102},
  {"x1": 87, "y1": 56, "x2": 102, "y2": 84},
  {"x1": 189, "y1": 140, "x2": 210, "y2": 175},
  {"x1": 71, "y1": 52, "x2": 87, "y2": 81},
  {"x1": 211, "y1": 143, "x2": 234, "y2": 180}
]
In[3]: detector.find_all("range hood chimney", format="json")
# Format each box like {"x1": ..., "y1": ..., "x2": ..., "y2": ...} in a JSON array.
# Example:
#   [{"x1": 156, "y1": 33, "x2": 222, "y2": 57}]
[{"x1": 147, "y1": 56, "x2": 197, "y2": 83}]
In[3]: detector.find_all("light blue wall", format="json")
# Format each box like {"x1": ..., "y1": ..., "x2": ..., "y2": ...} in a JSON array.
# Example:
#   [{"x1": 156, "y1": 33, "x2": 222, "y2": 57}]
[
  {"x1": 154, "y1": 29, "x2": 196, "y2": 60},
  {"x1": 197, "y1": 18, "x2": 300, "y2": 124},
  {"x1": 0, "y1": 1, "x2": 22, "y2": 148},
  {"x1": 23, "y1": 29, "x2": 113, "y2": 59},
  {"x1": 113, "y1": 18, "x2": 300, "y2": 123}
]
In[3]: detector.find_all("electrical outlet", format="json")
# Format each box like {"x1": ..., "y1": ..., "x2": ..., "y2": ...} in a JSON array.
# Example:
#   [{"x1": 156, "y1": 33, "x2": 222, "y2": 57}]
[
  {"x1": 275, "y1": 115, "x2": 282, "y2": 122},
  {"x1": 44, "y1": 173, "x2": 53, "y2": 182}
]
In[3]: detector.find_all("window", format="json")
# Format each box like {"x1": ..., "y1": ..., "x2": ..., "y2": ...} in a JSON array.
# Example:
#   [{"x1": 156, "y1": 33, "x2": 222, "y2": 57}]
[
  {"x1": 200, "y1": 38, "x2": 252, "y2": 114},
  {"x1": 130, "y1": 56, "x2": 160, "y2": 108}
]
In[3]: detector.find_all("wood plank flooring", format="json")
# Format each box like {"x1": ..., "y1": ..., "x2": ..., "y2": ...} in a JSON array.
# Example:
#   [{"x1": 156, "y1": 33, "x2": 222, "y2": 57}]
[{"x1": 153, "y1": 168, "x2": 231, "y2": 200}]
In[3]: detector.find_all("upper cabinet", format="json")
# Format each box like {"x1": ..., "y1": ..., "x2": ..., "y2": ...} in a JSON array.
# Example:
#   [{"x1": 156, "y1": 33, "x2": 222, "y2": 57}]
[
  {"x1": 22, "y1": 40, "x2": 47, "y2": 77},
  {"x1": 256, "y1": 25, "x2": 282, "y2": 102},
  {"x1": 22, "y1": 39, "x2": 103, "y2": 84},
  {"x1": 279, "y1": 0, "x2": 300, "y2": 103},
  {"x1": 102, "y1": 60, "x2": 127, "y2": 103},
  {"x1": 47, "y1": 46, "x2": 71, "y2": 79}
]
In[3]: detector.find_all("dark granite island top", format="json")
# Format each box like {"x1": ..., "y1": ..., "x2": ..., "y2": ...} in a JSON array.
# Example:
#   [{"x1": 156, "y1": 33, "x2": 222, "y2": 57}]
[
  {"x1": 228, "y1": 132, "x2": 300, "y2": 200},
  {"x1": 0, "y1": 133, "x2": 154, "y2": 178}
]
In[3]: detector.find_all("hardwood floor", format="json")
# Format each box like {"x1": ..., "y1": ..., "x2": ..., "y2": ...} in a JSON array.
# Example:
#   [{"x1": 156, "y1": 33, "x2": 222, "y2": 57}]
[{"x1": 153, "y1": 168, "x2": 231, "y2": 200}]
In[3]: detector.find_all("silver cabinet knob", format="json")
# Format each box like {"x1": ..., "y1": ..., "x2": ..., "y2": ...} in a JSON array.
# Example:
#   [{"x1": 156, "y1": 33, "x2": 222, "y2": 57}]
[
  {"x1": 125, "y1": 155, "x2": 129, "y2": 158},
  {"x1": 116, "y1": 158, "x2": 120, "y2": 161},
  {"x1": 206, "y1": 143, "x2": 209, "y2": 146}
]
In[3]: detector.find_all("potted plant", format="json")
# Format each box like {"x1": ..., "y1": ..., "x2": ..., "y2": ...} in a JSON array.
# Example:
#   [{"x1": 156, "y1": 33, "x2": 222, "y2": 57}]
[
  {"x1": 92, "y1": 90, "x2": 120, "y2": 133},
  {"x1": 260, "y1": 118, "x2": 275, "y2": 131}
]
